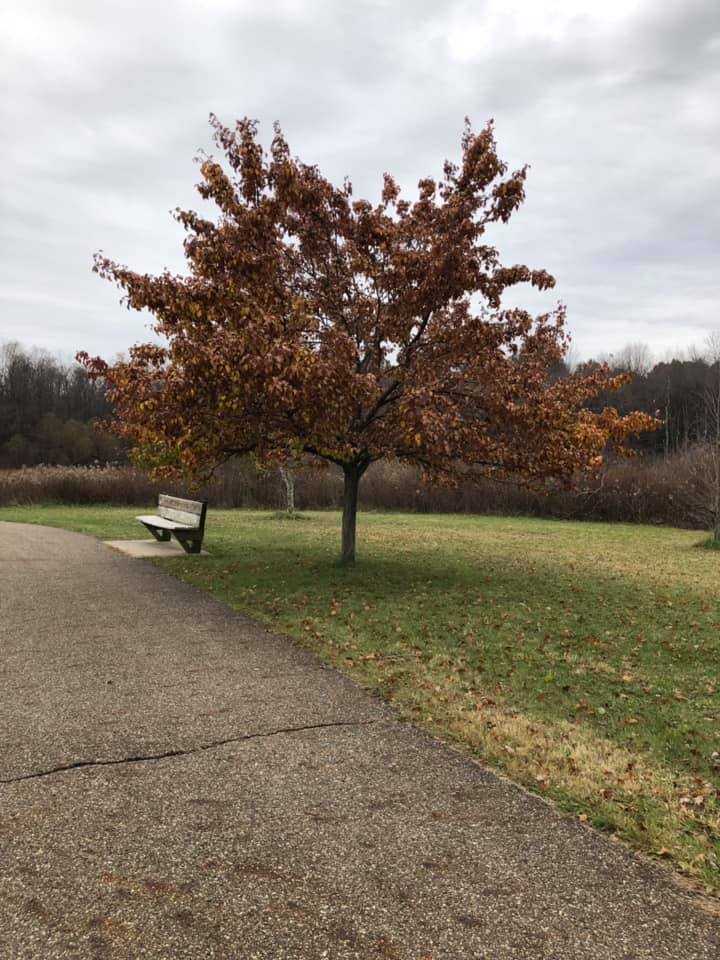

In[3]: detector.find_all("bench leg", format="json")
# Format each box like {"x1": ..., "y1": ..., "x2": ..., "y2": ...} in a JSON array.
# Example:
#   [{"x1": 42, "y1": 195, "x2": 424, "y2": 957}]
[
  {"x1": 145, "y1": 526, "x2": 171, "y2": 542},
  {"x1": 175, "y1": 534, "x2": 202, "y2": 554}
]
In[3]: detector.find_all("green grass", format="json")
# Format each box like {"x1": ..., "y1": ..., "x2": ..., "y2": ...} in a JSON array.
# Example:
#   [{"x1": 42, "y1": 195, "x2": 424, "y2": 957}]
[{"x1": 3, "y1": 504, "x2": 719, "y2": 895}]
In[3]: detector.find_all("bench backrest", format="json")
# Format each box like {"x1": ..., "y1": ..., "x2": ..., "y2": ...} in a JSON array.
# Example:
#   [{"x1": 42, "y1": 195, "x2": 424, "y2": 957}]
[{"x1": 158, "y1": 494, "x2": 208, "y2": 531}]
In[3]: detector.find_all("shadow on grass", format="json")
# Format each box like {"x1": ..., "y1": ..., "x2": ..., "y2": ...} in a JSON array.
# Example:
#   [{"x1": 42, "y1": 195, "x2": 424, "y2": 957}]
[{"x1": 693, "y1": 536, "x2": 720, "y2": 551}]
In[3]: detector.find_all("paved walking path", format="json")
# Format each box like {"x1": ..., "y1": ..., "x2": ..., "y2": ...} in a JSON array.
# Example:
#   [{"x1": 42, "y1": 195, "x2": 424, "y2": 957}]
[{"x1": 1, "y1": 521, "x2": 718, "y2": 959}]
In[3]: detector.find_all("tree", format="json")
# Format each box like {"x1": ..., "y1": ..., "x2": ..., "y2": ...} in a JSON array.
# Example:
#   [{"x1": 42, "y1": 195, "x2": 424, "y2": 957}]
[
  {"x1": 700, "y1": 333, "x2": 720, "y2": 542},
  {"x1": 79, "y1": 116, "x2": 656, "y2": 561},
  {"x1": 613, "y1": 342, "x2": 653, "y2": 376}
]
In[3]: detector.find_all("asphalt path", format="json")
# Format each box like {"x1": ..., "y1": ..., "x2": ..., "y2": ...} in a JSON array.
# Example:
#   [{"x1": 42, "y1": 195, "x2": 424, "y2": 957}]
[{"x1": 1, "y1": 521, "x2": 718, "y2": 959}]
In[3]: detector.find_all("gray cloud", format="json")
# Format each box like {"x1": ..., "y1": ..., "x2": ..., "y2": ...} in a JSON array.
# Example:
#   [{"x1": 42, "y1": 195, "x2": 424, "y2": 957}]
[{"x1": 1, "y1": 0, "x2": 719, "y2": 361}]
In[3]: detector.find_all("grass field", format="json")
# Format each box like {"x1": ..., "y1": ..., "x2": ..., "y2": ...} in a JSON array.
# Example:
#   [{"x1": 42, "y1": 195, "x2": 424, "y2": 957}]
[{"x1": 2, "y1": 504, "x2": 719, "y2": 895}]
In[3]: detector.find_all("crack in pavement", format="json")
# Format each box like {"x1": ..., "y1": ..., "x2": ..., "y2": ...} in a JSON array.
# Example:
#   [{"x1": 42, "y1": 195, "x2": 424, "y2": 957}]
[{"x1": 0, "y1": 718, "x2": 381, "y2": 786}]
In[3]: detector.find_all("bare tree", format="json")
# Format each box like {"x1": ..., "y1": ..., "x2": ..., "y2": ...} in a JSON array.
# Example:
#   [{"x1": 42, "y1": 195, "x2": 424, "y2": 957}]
[
  {"x1": 680, "y1": 333, "x2": 720, "y2": 541},
  {"x1": 703, "y1": 333, "x2": 720, "y2": 541},
  {"x1": 278, "y1": 462, "x2": 297, "y2": 517},
  {"x1": 614, "y1": 342, "x2": 653, "y2": 376}
]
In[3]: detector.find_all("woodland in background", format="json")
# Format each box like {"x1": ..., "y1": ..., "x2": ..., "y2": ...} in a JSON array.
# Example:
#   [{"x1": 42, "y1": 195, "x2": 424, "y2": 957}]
[
  {"x1": 2, "y1": 339, "x2": 720, "y2": 532},
  {"x1": 577, "y1": 341, "x2": 720, "y2": 457},
  {"x1": 0, "y1": 341, "x2": 119, "y2": 468}
]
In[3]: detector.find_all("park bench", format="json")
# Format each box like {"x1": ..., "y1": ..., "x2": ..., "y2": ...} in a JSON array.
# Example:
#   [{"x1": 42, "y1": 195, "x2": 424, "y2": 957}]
[{"x1": 136, "y1": 495, "x2": 208, "y2": 554}]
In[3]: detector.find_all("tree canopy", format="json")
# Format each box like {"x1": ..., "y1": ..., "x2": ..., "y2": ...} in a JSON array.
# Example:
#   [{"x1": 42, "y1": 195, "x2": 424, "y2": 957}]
[{"x1": 79, "y1": 116, "x2": 656, "y2": 560}]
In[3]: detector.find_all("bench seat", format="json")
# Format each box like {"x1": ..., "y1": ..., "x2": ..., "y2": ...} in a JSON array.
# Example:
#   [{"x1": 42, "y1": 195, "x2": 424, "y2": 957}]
[{"x1": 135, "y1": 515, "x2": 198, "y2": 531}]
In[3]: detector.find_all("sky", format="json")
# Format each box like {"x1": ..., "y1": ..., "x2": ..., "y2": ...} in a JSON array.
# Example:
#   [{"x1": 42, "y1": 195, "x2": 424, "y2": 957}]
[{"x1": 1, "y1": 0, "x2": 719, "y2": 364}]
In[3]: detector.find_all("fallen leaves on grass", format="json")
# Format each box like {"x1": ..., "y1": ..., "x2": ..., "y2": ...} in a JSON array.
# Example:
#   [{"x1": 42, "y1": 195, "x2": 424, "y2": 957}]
[{"x1": 405, "y1": 675, "x2": 719, "y2": 889}]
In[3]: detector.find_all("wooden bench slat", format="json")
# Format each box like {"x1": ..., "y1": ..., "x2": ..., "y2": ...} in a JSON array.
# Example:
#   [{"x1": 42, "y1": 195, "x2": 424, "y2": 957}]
[
  {"x1": 158, "y1": 506, "x2": 202, "y2": 526},
  {"x1": 158, "y1": 494, "x2": 204, "y2": 516}
]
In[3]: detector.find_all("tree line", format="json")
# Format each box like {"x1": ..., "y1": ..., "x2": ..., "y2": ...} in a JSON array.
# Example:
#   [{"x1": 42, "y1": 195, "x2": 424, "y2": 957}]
[
  {"x1": 577, "y1": 341, "x2": 720, "y2": 458},
  {"x1": 5, "y1": 336, "x2": 720, "y2": 469},
  {"x1": 4, "y1": 333, "x2": 720, "y2": 538},
  {"x1": 0, "y1": 341, "x2": 119, "y2": 468}
]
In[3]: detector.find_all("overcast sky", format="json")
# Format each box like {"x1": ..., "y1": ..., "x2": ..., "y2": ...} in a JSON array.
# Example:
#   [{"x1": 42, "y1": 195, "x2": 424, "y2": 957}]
[{"x1": 2, "y1": 0, "x2": 719, "y2": 364}]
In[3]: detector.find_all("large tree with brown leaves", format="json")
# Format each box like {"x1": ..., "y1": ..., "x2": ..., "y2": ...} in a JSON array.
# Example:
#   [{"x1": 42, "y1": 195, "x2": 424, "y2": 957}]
[{"x1": 79, "y1": 116, "x2": 656, "y2": 561}]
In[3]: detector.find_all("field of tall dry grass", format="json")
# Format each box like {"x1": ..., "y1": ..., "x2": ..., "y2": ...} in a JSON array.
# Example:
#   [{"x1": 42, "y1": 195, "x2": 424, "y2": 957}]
[{"x1": 0, "y1": 450, "x2": 714, "y2": 531}]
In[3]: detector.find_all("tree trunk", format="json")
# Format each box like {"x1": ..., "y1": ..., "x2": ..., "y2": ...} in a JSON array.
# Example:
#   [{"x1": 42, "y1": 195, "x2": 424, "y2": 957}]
[
  {"x1": 713, "y1": 440, "x2": 720, "y2": 544},
  {"x1": 341, "y1": 463, "x2": 362, "y2": 563},
  {"x1": 279, "y1": 464, "x2": 296, "y2": 517},
  {"x1": 713, "y1": 376, "x2": 720, "y2": 543}
]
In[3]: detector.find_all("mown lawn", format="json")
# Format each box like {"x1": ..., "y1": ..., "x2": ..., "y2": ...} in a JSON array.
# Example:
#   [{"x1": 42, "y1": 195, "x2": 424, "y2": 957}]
[{"x1": 2, "y1": 504, "x2": 719, "y2": 895}]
